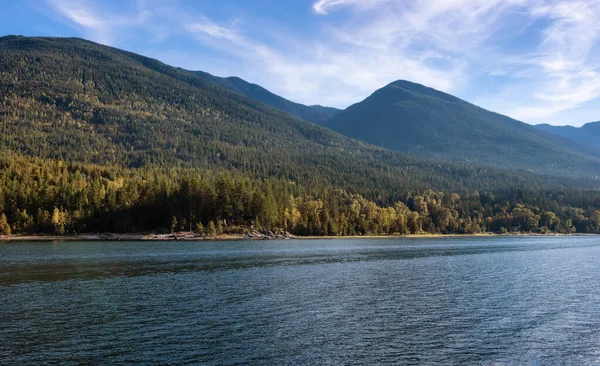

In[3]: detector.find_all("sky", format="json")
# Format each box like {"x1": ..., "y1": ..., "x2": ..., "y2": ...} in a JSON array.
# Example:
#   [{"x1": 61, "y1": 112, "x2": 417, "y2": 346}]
[{"x1": 1, "y1": 0, "x2": 600, "y2": 126}]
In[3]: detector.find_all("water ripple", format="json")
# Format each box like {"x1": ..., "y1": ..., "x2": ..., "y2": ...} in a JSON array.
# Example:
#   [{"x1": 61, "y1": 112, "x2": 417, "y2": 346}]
[{"x1": 1, "y1": 237, "x2": 600, "y2": 364}]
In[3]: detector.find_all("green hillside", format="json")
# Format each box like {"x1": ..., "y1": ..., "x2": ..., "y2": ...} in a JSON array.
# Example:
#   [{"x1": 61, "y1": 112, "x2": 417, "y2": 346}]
[{"x1": 322, "y1": 80, "x2": 600, "y2": 174}]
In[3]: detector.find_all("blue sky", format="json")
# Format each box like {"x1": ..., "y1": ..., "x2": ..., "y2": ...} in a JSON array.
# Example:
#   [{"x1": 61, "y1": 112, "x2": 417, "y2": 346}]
[{"x1": 2, "y1": 0, "x2": 600, "y2": 126}]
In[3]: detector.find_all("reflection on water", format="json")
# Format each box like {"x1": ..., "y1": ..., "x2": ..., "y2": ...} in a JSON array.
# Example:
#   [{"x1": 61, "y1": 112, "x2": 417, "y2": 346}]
[{"x1": 1, "y1": 237, "x2": 600, "y2": 364}]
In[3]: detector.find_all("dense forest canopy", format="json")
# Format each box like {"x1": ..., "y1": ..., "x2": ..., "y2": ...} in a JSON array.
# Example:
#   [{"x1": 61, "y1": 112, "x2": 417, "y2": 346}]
[
  {"x1": 1, "y1": 36, "x2": 600, "y2": 236},
  {"x1": 1, "y1": 155, "x2": 600, "y2": 236}
]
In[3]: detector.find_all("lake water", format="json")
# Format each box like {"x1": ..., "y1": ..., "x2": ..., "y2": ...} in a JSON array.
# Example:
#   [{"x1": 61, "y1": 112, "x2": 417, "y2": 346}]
[{"x1": 1, "y1": 237, "x2": 600, "y2": 365}]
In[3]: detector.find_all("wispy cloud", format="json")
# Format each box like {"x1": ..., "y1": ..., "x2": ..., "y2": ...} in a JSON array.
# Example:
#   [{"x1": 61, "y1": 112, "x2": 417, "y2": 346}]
[
  {"x1": 473, "y1": 0, "x2": 600, "y2": 124},
  {"x1": 312, "y1": 0, "x2": 383, "y2": 15},
  {"x1": 46, "y1": 0, "x2": 110, "y2": 44},
  {"x1": 45, "y1": 0, "x2": 153, "y2": 45}
]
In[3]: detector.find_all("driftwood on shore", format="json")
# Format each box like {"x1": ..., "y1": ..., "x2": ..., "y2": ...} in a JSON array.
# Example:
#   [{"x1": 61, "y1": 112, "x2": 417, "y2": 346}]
[{"x1": 243, "y1": 230, "x2": 297, "y2": 240}]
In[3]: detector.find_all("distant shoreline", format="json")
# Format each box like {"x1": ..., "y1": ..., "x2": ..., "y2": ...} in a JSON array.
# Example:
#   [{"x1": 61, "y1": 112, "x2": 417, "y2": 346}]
[{"x1": 1, "y1": 232, "x2": 598, "y2": 242}]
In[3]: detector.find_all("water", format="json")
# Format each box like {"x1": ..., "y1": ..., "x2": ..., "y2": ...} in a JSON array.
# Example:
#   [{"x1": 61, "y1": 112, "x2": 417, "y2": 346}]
[{"x1": 1, "y1": 237, "x2": 600, "y2": 365}]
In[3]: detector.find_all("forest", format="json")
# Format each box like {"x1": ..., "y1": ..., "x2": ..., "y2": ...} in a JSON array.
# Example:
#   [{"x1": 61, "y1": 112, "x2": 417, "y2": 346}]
[{"x1": 2, "y1": 154, "x2": 600, "y2": 236}]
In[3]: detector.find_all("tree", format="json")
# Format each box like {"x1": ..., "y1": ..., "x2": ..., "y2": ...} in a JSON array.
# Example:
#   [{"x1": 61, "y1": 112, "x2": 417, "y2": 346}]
[
  {"x1": 261, "y1": 189, "x2": 278, "y2": 228},
  {"x1": 195, "y1": 222, "x2": 205, "y2": 235},
  {"x1": 0, "y1": 213, "x2": 10, "y2": 235},
  {"x1": 512, "y1": 207, "x2": 539, "y2": 232},
  {"x1": 51, "y1": 207, "x2": 65, "y2": 235},
  {"x1": 589, "y1": 210, "x2": 600, "y2": 233},
  {"x1": 207, "y1": 221, "x2": 217, "y2": 236},
  {"x1": 542, "y1": 211, "x2": 560, "y2": 232},
  {"x1": 170, "y1": 216, "x2": 178, "y2": 233},
  {"x1": 407, "y1": 212, "x2": 421, "y2": 234}
]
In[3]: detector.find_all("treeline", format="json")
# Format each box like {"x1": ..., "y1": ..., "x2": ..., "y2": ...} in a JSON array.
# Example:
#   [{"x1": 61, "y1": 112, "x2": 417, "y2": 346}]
[{"x1": 2, "y1": 155, "x2": 600, "y2": 236}]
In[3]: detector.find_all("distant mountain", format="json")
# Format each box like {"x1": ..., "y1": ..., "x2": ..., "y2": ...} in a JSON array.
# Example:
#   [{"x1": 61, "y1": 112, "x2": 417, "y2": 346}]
[
  {"x1": 536, "y1": 122, "x2": 600, "y2": 148},
  {"x1": 322, "y1": 80, "x2": 600, "y2": 173},
  {"x1": 194, "y1": 71, "x2": 340, "y2": 124},
  {"x1": 308, "y1": 105, "x2": 341, "y2": 118}
]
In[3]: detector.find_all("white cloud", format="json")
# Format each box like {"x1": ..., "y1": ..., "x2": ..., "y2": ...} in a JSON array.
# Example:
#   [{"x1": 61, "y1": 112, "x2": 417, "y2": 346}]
[
  {"x1": 186, "y1": 21, "x2": 241, "y2": 44},
  {"x1": 45, "y1": 0, "x2": 153, "y2": 45},
  {"x1": 46, "y1": 0, "x2": 111, "y2": 44},
  {"x1": 312, "y1": 0, "x2": 384, "y2": 15},
  {"x1": 313, "y1": 0, "x2": 349, "y2": 14}
]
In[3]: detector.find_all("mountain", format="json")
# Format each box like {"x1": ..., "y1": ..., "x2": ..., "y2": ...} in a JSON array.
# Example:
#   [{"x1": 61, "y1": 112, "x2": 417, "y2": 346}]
[
  {"x1": 2, "y1": 36, "x2": 600, "y2": 236},
  {"x1": 307, "y1": 104, "x2": 340, "y2": 118},
  {"x1": 0, "y1": 35, "x2": 553, "y2": 199},
  {"x1": 194, "y1": 71, "x2": 340, "y2": 124},
  {"x1": 322, "y1": 80, "x2": 600, "y2": 174},
  {"x1": 536, "y1": 122, "x2": 600, "y2": 148},
  {"x1": 1, "y1": 35, "x2": 599, "y2": 196}
]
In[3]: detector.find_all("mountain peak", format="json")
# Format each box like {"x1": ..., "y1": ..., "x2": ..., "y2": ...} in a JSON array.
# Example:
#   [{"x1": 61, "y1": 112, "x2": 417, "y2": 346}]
[
  {"x1": 387, "y1": 79, "x2": 427, "y2": 89},
  {"x1": 378, "y1": 79, "x2": 460, "y2": 105},
  {"x1": 322, "y1": 78, "x2": 599, "y2": 172}
]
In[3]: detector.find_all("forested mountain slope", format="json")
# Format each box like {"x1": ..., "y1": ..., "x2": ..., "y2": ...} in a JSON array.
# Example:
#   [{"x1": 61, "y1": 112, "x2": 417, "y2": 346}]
[
  {"x1": 0, "y1": 35, "x2": 562, "y2": 199},
  {"x1": 322, "y1": 80, "x2": 600, "y2": 174},
  {"x1": 194, "y1": 71, "x2": 340, "y2": 124},
  {"x1": 537, "y1": 122, "x2": 600, "y2": 149}
]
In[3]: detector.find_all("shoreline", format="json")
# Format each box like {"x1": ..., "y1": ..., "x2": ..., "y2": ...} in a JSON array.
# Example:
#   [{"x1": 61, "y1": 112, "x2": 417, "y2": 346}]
[{"x1": 1, "y1": 232, "x2": 598, "y2": 242}]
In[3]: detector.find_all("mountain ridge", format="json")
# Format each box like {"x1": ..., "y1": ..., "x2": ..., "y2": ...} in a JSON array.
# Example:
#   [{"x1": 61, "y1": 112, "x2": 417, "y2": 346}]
[
  {"x1": 536, "y1": 122, "x2": 600, "y2": 149},
  {"x1": 193, "y1": 71, "x2": 340, "y2": 124}
]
